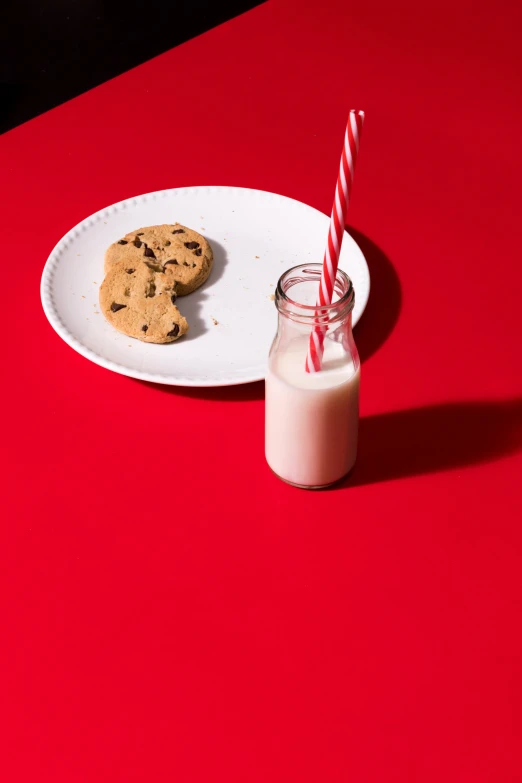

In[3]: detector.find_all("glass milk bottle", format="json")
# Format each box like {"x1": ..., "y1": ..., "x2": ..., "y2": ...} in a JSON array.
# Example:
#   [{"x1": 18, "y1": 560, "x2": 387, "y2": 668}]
[{"x1": 265, "y1": 264, "x2": 360, "y2": 489}]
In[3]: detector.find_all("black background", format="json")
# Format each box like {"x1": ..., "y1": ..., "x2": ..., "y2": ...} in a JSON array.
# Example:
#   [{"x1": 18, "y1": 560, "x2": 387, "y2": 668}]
[{"x1": 1, "y1": 0, "x2": 265, "y2": 135}]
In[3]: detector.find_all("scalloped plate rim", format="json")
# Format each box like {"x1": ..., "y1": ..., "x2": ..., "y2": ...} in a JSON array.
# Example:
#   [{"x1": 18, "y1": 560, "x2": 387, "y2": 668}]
[{"x1": 40, "y1": 185, "x2": 370, "y2": 387}]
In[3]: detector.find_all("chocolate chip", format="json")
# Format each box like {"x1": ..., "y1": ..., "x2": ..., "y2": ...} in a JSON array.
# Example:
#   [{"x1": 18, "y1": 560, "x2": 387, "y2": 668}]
[
  {"x1": 126, "y1": 268, "x2": 135, "y2": 274},
  {"x1": 144, "y1": 262, "x2": 160, "y2": 275},
  {"x1": 184, "y1": 241, "x2": 199, "y2": 249},
  {"x1": 183, "y1": 261, "x2": 189, "y2": 266},
  {"x1": 165, "y1": 240, "x2": 171, "y2": 246},
  {"x1": 164, "y1": 259, "x2": 178, "y2": 266},
  {"x1": 144, "y1": 246, "x2": 156, "y2": 258},
  {"x1": 134, "y1": 240, "x2": 142, "y2": 248},
  {"x1": 167, "y1": 324, "x2": 180, "y2": 338},
  {"x1": 111, "y1": 303, "x2": 127, "y2": 312},
  {"x1": 194, "y1": 248, "x2": 202, "y2": 256},
  {"x1": 171, "y1": 293, "x2": 177, "y2": 304},
  {"x1": 172, "y1": 229, "x2": 184, "y2": 234},
  {"x1": 137, "y1": 232, "x2": 144, "y2": 236},
  {"x1": 118, "y1": 239, "x2": 128, "y2": 245},
  {"x1": 141, "y1": 325, "x2": 148, "y2": 332}
]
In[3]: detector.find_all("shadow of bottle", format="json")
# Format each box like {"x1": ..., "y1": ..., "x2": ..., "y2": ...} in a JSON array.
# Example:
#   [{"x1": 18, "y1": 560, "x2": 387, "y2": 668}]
[
  {"x1": 347, "y1": 226, "x2": 402, "y2": 364},
  {"x1": 338, "y1": 398, "x2": 522, "y2": 488}
]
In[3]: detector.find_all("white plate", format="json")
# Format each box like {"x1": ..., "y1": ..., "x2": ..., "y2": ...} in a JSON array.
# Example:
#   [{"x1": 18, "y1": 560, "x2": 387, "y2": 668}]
[{"x1": 41, "y1": 186, "x2": 370, "y2": 386}]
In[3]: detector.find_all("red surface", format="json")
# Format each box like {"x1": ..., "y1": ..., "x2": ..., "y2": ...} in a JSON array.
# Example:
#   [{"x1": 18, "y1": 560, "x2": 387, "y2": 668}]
[{"x1": 2, "y1": 0, "x2": 522, "y2": 780}]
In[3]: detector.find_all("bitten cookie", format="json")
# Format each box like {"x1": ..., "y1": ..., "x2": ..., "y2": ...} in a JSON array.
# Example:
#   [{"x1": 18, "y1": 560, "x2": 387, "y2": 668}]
[
  {"x1": 99, "y1": 261, "x2": 189, "y2": 344},
  {"x1": 104, "y1": 223, "x2": 213, "y2": 296}
]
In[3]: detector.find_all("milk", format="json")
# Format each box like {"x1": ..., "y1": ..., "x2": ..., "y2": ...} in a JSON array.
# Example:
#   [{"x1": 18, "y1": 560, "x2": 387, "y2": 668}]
[{"x1": 265, "y1": 335, "x2": 360, "y2": 487}]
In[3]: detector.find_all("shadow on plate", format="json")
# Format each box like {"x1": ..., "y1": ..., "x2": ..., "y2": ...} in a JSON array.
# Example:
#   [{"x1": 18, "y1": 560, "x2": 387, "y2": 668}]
[
  {"x1": 336, "y1": 398, "x2": 522, "y2": 488},
  {"x1": 203, "y1": 238, "x2": 228, "y2": 288},
  {"x1": 178, "y1": 239, "x2": 229, "y2": 341}
]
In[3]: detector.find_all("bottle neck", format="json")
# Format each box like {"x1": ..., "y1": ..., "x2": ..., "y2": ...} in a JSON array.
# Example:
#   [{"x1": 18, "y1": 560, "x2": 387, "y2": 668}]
[
  {"x1": 275, "y1": 264, "x2": 355, "y2": 328},
  {"x1": 276, "y1": 308, "x2": 354, "y2": 338}
]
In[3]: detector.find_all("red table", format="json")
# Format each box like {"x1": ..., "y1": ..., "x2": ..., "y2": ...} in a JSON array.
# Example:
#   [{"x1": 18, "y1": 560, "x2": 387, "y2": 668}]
[{"x1": 3, "y1": 1, "x2": 522, "y2": 780}]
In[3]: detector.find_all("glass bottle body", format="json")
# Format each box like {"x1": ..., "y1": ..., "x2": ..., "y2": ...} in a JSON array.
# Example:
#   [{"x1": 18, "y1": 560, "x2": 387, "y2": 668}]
[{"x1": 265, "y1": 264, "x2": 360, "y2": 489}]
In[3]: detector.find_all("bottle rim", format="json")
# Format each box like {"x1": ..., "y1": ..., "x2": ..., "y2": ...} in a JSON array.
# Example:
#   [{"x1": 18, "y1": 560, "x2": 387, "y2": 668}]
[{"x1": 275, "y1": 264, "x2": 355, "y2": 323}]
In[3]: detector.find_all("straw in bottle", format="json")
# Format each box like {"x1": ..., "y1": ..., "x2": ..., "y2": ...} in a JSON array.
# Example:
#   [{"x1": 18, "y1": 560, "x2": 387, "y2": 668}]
[{"x1": 305, "y1": 109, "x2": 365, "y2": 373}]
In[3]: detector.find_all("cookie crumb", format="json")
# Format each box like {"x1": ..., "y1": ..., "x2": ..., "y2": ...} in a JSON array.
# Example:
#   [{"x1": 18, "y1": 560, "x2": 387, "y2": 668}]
[
  {"x1": 81, "y1": 295, "x2": 86, "y2": 299},
  {"x1": 211, "y1": 317, "x2": 219, "y2": 326},
  {"x1": 93, "y1": 281, "x2": 98, "y2": 284},
  {"x1": 76, "y1": 254, "x2": 81, "y2": 257},
  {"x1": 255, "y1": 255, "x2": 260, "y2": 259},
  {"x1": 268, "y1": 294, "x2": 275, "y2": 301}
]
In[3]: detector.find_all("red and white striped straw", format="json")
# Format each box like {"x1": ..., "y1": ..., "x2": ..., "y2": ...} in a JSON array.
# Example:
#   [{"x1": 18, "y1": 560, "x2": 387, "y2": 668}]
[{"x1": 305, "y1": 110, "x2": 365, "y2": 373}]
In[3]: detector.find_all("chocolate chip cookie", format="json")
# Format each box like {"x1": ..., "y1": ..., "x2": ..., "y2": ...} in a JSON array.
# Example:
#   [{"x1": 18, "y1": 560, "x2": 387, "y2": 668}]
[
  {"x1": 100, "y1": 261, "x2": 189, "y2": 343},
  {"x1": 104, "y1": 223, "x2": 213, "y2": 296}
]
